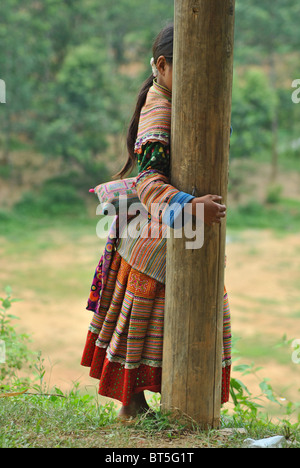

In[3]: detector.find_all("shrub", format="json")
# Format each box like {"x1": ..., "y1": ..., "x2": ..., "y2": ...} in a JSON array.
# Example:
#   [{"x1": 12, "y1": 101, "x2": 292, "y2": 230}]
[
  {"x1": 0, "y1": 286, "x2": 33, "y2": 388},
  {"x1": 14, "y1": 184, "x2": 85, "y2": 217}
]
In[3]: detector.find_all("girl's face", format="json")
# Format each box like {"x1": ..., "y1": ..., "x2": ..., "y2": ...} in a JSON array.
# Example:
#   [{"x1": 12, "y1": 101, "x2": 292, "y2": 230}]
[{"x1": 156, "y1": 55, "x2": 172, "y2": 92}]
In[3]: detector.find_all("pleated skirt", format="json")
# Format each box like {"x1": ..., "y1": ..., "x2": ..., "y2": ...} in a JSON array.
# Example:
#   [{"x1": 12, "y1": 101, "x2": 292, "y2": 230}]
[{"x1": 81, "y1": 250, "x2": 231, "y2": 406}]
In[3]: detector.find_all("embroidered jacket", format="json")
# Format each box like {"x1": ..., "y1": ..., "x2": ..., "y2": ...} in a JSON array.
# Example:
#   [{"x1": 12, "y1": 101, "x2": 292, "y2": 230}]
[{"x1": 116, "y1": 80, "x2": 194, "y2": 283}]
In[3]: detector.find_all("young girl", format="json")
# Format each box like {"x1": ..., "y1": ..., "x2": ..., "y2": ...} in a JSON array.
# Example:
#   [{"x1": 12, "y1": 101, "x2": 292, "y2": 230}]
[{"x1": 81, "y1": 24, "x2": 231, "y2": 419}]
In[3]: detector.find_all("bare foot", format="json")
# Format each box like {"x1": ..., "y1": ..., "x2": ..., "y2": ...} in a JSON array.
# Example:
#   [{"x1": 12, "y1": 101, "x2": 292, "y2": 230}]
[{"x1": 118, "y1": 392, "x2": 150, "y2": 420}]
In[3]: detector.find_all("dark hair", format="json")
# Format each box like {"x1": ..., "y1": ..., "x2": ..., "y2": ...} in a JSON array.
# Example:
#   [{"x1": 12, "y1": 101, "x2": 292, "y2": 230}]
[{"x1": 113, "y1": 23, "x2": 173, "y2": 179}]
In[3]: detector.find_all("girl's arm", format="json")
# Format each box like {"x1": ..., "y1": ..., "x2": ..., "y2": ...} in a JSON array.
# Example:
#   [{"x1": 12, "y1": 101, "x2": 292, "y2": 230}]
[{"x1": 135, "y1": 142, "x2": 226, "y2": 227}]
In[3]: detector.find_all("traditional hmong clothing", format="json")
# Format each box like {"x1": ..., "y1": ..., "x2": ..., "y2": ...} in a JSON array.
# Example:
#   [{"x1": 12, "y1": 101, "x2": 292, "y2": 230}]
[{"x1": 81, "y1": 80, "x2": 232, "y2": 405}]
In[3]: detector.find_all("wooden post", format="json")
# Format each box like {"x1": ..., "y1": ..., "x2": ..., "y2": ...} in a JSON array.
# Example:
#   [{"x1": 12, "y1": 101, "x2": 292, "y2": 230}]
[{"x1": 162, "y1": 0, "x2": 235, "y2": 429}]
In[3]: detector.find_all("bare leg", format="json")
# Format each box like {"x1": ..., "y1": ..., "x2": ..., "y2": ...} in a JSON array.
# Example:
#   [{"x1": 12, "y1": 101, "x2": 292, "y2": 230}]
[{"x1": 118, "y1": 391, "x2": 150, "y2": 419}]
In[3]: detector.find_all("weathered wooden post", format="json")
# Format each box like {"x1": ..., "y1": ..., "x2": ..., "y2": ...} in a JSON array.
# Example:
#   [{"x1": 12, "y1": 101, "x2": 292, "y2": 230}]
[{"x1": 162, "y1": 0, "x2": 235, "y2": 428}]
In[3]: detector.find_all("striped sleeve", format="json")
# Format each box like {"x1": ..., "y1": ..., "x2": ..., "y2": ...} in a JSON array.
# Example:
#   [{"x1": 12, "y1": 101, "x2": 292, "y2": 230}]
[{"x1": 136, "y1": 144, "x2": 195, "y2": 229}]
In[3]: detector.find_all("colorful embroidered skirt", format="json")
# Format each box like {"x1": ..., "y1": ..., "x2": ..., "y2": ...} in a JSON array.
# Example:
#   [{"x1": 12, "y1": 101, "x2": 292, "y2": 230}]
[{"x1": 81, "y1": 250, "x2": 231, "y2": 406}]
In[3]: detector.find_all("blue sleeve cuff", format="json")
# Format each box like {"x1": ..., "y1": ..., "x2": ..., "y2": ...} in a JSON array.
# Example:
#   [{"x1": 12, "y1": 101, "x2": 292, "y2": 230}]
[{"x1": 162, "y1": 191, "x2": 195, "y2": 228}]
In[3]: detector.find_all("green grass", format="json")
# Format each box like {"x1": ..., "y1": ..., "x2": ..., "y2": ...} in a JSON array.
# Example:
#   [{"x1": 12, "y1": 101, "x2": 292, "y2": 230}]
[
  {"x1": 227, "y1": 197, "x2": 300, "y2": 232},
  {"x1": 0, "y1": 388, "x2": 118, "y2": 448},
  {"x1": 0, "y1": 385, "x2": 299, "y2": 448},
  {"x1": 0, "y1": 213, "x2": 101, "y2": 304},
  {"x1": 235, "y1": 334, "x2": 294, "y2": 366}
]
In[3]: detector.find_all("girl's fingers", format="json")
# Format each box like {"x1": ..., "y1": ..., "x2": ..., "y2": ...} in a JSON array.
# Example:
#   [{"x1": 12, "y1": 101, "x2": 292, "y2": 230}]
[
  {"x1": 214, "y1": 204, "x2": 226, "y2": 214},
  {"x1": 211, "y1": 195, "x2": 222, "y2": 202}
]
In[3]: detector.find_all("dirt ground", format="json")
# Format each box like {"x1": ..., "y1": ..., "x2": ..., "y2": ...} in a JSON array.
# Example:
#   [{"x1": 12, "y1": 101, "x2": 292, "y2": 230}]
[
  {"x1": 1, "y1": 223, "x2": 299, "y2": 419},
  {"x1": 225, "y1": 229, "x2": 300, "y2": 416}
]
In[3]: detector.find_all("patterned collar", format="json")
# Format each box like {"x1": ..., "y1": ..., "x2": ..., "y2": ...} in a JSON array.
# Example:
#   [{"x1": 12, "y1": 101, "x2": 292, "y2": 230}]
[{"x1": 152, "y1": 79, "x2": 172, "y2": 103}]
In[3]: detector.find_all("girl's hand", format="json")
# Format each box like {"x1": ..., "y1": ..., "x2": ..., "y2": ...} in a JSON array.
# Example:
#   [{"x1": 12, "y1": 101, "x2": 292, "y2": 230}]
[{"x1": 191, "y1": 195, "x2": 226, "y2": 226}]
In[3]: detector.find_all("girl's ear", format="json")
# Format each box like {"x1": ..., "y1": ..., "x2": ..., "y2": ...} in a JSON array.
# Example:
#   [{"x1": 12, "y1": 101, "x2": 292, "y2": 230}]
[{"x1": 156, "y1": 55, "x2": 167, "y2": 76}]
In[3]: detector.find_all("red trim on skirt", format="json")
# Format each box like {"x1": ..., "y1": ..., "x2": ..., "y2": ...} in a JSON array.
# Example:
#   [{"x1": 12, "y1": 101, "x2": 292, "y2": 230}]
[
  {"x1": 81, "y1": 329, "x2": 230, "y2": 406},
  {"x1": 81, "y1": 330, "x2": 161, "y2": 405}
]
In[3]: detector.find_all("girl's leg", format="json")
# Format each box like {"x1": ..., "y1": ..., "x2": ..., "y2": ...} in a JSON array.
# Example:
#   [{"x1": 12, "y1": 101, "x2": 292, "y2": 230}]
[{"x1": 118, "y1": 391, "x2": 149, "y2": 419}]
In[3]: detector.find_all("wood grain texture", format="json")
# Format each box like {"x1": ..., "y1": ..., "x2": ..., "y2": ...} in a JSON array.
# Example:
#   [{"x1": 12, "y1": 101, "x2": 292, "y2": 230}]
[{"x1": 161, "y1": 0, "x2": 235, "y2": 429}]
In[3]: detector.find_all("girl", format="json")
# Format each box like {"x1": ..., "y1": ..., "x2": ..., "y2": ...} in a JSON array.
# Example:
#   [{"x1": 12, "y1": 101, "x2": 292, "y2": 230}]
[{"x1": 81, "y1": 24, "x2": 231, "y2": 419}]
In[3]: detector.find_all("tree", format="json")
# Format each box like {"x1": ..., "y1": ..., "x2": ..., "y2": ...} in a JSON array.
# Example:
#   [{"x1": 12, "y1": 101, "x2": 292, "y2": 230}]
[
  {"x1": 234, "y1": 0, "x2": 300, "y2": 179},
  {"x1": 0, "y1": 0, "x2": 51, "y2": 163},
  {"x1": 32, "y1": 40, "x2": 116, "y2": 167},
  {"x1": 0, "y1": 0, "x2": 174, "y2": 171},
  {"x1": 230, "y1": 69, "x2": 277, "y2": 159}
]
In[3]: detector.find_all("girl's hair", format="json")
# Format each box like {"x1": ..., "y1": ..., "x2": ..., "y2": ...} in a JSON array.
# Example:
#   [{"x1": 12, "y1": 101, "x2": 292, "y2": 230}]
[{"x1": 113, "y1": 23, "x2": 173, "y2": 179}]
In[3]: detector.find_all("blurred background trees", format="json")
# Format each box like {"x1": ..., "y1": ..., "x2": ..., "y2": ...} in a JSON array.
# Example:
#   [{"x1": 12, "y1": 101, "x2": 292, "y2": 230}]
[{"x1": 0, "y1": 0, "x2": 299, "y2": 214}]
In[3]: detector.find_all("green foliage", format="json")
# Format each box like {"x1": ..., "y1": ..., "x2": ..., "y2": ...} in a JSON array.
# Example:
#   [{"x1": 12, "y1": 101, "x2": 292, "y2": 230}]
[
  {"x1": 0, "y1": 386, "x2": 118, "y2": 448},
  {"x1": 232, "y1": 0, "x2": 300, "y2": 176},
  {"x1": 265, "y1": 184, "x2": 283, "y2": 204},
  {"x1": 0, "y1": 0, "x2": 174, "y2": 168},
  {"x1": 9, "y1": 159, "x2": 110, "y2": 219},
  {"x1": 1, "y1": 0, "x2": 299, "y2": 214},
  {"x1": 230, "y1": 69, "x2": 277, "y2": 159},
  {"x1": 229, "y1": 364, "x2": 278, "y2": 418},
  {"x1": 227, "y1": 198, "x2": 300, "y2": 231},
  {"x1": 0, "y1": 286, "x2": 32, "y2": 388},
  {"x1": 33, "y1": 40, "x2": 115, "y2": 165},
  {"x1": 228, "y1": 361, "x2": 300, "y2": 435},
  {"x1": 235, "y1": 0, "x2": 300, "y2": 61},
  {"x1": 13, "y1": 183, "x2": 85, "y2": 218}
]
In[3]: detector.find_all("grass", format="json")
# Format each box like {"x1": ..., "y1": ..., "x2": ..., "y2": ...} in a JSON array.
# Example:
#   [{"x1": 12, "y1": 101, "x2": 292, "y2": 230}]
[
  {"x1": 0, "y1": 385, "x2": 299, "y2": 448},
  {"x1": 227, "y1": 197, "x2": 300, "y2": 232},
  {"x1": 0, "y1": 381, "x2": 299, "y2": 449},
  {"x1": 0, "y1": 388, "x2": 118, "y2": 449}
]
